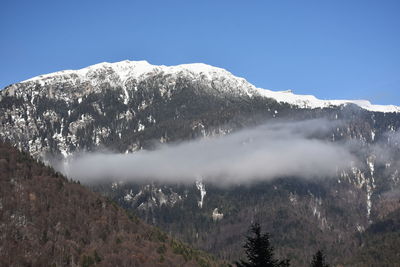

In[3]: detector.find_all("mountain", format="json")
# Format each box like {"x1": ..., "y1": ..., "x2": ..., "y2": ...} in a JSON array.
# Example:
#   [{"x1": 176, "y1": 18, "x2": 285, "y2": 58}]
[
  {"x1": 1, "y1": 60, "x2": 400, "y2": 266},
  {"x1": 0, "y1": 60, "x2": 289, "y2": 159},
  {"x1": 0, "y1": 141, "x2": 222, "y2": 266},
  {"x1": 3, "y1": 60, "x2": 399, "y2": 159}
]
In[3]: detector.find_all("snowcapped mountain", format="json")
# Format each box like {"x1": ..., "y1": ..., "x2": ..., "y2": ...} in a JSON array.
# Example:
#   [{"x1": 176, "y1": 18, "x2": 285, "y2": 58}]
[
  {"x1": 13, "y1": 60, "x2": 400, "y2": 113},
  {"x1": 3, "y1": 59, "x2": 400, "y2": 158},
  {"x1": 1, "y1": 60, "x2": 400, "y2": 266},
  {"x1": 13, "y1": 60, "x2": 258, "y2": 106}
]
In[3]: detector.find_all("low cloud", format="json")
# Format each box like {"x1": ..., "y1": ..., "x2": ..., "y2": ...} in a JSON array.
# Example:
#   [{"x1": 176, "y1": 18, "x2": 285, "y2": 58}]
[{"x1": 60, "y1": 119, "x2": 358, "y2": 185}]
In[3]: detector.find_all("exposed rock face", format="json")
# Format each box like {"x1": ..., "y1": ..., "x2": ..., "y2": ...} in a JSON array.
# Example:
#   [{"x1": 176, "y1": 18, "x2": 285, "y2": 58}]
[
  {"x1": 1, "y1": 60, "x2": 289, "y2": 159},
  {"x1": 1, "y1": 60, "x2": 400, "y2": 266}
]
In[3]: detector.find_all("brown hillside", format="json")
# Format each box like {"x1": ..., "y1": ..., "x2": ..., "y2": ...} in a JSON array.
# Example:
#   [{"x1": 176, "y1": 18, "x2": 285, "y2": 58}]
[{"x1": 0, "y1": 141, "x2": 222, "y2": 267}]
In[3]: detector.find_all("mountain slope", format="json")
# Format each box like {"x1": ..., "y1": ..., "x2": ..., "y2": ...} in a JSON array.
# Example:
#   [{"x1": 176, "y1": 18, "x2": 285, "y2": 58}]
[
  {"x1": 0, "y1": 141, "x2": 222, "y2": 267},
  {"x1": 2, "y1": 60, "x2": 399, "y2": 159},
  {"x1": 0, "y1": 60, "x2": 289, "y2": 159},
  {"x1": 348, "y1": 205, "x2": 400, "y2": 267},
  {"x1": 1, "y1": 60, "x2": 400, "y2": 266}
]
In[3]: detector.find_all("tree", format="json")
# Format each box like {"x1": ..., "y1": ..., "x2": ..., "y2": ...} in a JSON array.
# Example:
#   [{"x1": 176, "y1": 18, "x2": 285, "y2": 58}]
[
  {"x1": 310, "y1": 250, "x2": 329, "y2": 267},
  {"x1": 236, "y1": 223, "x2": 290, "y2": 267}
]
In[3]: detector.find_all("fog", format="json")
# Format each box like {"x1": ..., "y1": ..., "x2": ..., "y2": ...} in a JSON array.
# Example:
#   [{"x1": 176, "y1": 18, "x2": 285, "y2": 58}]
[{"x1": 60, "y1": 119, "x2": 358, "y2": 185}]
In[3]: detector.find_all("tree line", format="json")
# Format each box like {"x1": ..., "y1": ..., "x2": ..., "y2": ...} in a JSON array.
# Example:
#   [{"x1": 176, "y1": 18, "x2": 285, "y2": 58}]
[{"x1": 236, "y1": 223, "x2": 329, "y2": 267}]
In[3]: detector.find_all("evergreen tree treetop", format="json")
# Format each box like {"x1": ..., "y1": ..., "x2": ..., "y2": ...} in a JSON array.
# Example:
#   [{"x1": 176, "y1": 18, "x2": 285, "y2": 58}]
[
  {"x1": 310, "y1": 250, "x2": 329, "y2": 267},
  {"x1": 236, "y1": 223, "x2": 290, "y2": 267}
]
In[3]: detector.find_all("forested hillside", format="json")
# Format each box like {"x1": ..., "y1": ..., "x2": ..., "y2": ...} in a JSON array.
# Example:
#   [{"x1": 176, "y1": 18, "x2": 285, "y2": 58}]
[{"x1": 0, "y1": 141, "x2": 222, "y2": 267}]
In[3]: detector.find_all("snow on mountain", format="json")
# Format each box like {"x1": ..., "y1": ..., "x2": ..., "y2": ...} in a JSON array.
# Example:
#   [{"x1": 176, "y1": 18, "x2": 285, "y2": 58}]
[
  {"x1": 257, "y1": 89, "x2": 400, "y2": 113},
  {"x1": 21, "y1": 60, "x2": 235, "y2": 89},
  {"x1": 17, "y1": 60, "x2": 400, "y2": 113}
]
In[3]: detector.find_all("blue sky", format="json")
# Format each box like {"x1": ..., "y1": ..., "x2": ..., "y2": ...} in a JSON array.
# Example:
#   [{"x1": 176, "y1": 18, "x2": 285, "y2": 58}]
[{"x1": 1, "y1": 0, "x2": 399, "y2": 105}]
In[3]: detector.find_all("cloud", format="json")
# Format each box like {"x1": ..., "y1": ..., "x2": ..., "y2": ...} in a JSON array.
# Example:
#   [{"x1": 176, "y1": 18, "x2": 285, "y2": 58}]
[{"x1": 60, "y1": 119, "x2": 358, "y2": 185}]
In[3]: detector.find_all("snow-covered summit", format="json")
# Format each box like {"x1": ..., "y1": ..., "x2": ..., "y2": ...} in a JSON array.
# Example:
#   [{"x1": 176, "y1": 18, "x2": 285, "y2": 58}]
[
  {"x1": 22, "y1": 60, "x2": 232, "y2": 84},
  {"x1": 20, "y1": 60, "x2": 400, "y2": 113}
]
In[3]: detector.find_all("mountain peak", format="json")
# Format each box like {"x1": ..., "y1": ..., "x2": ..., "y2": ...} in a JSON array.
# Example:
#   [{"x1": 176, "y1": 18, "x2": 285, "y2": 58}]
[
  {"x1": 21, "y1": 60, "x2": 233, "y2": 84},
  {"x1": 12, "y1": 60, "x2": 400, "y2": 113}
]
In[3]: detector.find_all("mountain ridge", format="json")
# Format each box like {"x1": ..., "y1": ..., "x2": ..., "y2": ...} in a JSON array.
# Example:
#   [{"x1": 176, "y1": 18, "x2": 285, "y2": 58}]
[{"x1": 7, "y1": 60, "x2": 400, "y2": 113}]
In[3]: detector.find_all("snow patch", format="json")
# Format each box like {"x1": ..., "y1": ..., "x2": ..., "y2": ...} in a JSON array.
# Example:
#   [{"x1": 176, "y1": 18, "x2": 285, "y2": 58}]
[
  {"x1": 195, "y1": 178, "x2": 206, "y2": 208},
  {"x1": 356, "y1": 224, "x2": 365, "y2": 232},
  {"x1": 124, "y1": 190, "x2": 134, "y2": 201},
  {"x1": 212, "y1": 208, "x2": 223, "y2": 221},
  {"x1": 138, "y1": 122, "x2": 145, "y2": 132}
]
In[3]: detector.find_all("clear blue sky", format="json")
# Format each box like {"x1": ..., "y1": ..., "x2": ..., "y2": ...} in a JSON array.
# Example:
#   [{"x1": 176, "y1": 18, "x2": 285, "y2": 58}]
[{"x1": 1, "y1": 0, "x2": 399, "y2": 105}]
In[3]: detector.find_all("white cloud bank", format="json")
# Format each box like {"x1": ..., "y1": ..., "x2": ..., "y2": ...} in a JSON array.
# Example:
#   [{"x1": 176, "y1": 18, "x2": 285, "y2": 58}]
[{"x1": 61, "y1": 119, "x2": 358, "y2": 185}]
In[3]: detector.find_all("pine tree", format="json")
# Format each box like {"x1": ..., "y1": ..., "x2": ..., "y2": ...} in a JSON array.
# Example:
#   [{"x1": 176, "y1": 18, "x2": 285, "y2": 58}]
[
  {"x1": 310, "y1": 250, "x2": 329, "y2": 267},
  {"x1": 236, "y1": 223, "x2": 290, "y2": 267}
]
